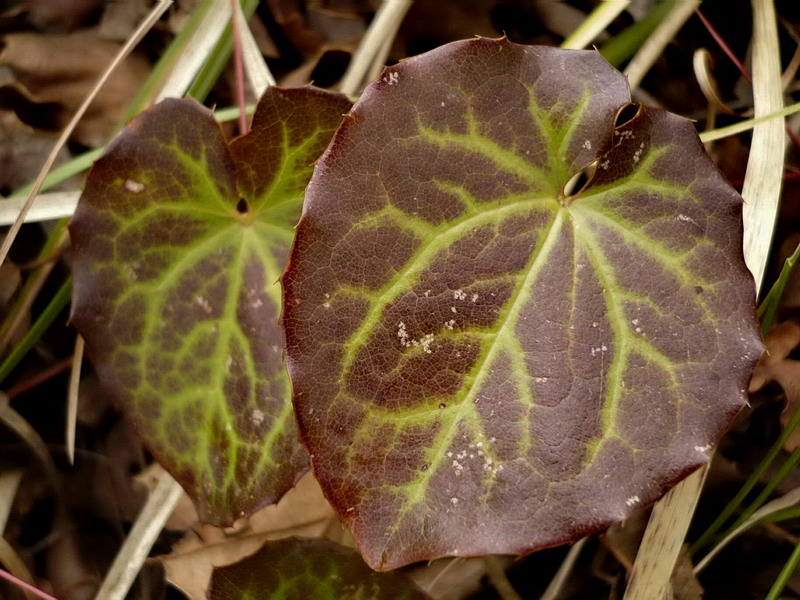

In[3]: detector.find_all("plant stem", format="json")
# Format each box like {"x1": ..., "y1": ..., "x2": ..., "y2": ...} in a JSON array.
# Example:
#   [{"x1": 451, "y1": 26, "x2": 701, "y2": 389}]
[
  {"x1": 0, "y1": 568, "x2": 59, "y2": 600},
  {"x1": 230, "y1": 0, "x2": 248, "y2": 135}
]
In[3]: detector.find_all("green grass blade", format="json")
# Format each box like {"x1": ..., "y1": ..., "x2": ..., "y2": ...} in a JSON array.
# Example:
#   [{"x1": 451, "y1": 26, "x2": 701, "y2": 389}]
[
  {"x1": 0, "y1": 279, "x2": 71, "y2": 385},
  {"x1": 598, "y1": 0, "x2": 677, "y2": 67},
  {"x1": 758, "y1": 241, "x2": 800, "y2": 335}
]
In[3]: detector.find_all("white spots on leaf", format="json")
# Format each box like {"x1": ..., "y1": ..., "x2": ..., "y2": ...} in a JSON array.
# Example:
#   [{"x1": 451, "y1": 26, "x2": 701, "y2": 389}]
[
  {"x1": 626, "y1": 495, "x2": 640, "y2": 507},
  {"x1": 600, "y1": 160, "x2": 610, "y2": 170},
  {"x1": 590, "y1": 344, "x2": 608, "y2": 357},
  {"x1": 454, "y1": 289, "x2": 467, "y2": 301},
  {"x1": 385, "y1": 71, "x2": 399, "y2": 85},
  {"x1": 418, "y1": 333, "x2": 434, "y2": 354},
  {"x1": 695, "y1": 444, "x2": 712, "y2": 453},
  {"x1": 444, "y1": 319, "x2": 456, "y2": 330},
  {"x1": 533, "y1": 376, "x2": 548, "y2": 383},
  {"x1": 397, "y1": 322, "x2": 410, "y2": 345},
  {"x1": 195, "y1": 295, "x2": 212, "y2": 314},
  {"x1": 451, "y1": 306, "x2": 457, "y2": 314},
  {"x1": 471, "y1": 293, "x2": 479, "y2": 302},
  {"x1": 632, "y1": 142, "x2": 644, "y2": 164},
  {"x1": 251, "y1": 408, "x2": 265, "y2": 426},
  {"x1": 124, "y1": 179, "x2": 145, "y2": 193},
  {"x1": 441, "y1": 101, "x2": 445, "y2": 107},
  {"x1": 582, "y1": 140, "x2": 592, "y2": 150},
  {"x1": 592, "y1": 322, "x2": 598, "y2": 328},
  {"x1": 452, "y1": 460, "x2": 463, "y2": 475},
  {"x1": 226, "y1": 355, "x2": 233, "y2": 369},
  {"x1": 451, "y1": 497, "x2": 459, "y2": 505},
  {"x1": 397, "y1": 322, "x2": 434, "y2": 353},
  {"x1": 424, "y1": 289, "x2": 432, "y2": 297}
]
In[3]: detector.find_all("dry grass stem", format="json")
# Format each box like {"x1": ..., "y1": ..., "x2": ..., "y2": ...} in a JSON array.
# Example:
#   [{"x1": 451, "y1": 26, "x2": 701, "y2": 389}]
[
  {"x1": 66, "y1": 335, "x2": 85, "y2": 465},
  {"x1": 339, "y1": 0, "x2": 413, "y2": 97},
  {"x1": 94, "y1": 466, "x2": 183, "y2": 600},
  {"x1": 624, "y1": 0, "x2": 701, "y2": 90},
  {"x1": 235, "y1": 2, "x2": 274, "y2": 97}
]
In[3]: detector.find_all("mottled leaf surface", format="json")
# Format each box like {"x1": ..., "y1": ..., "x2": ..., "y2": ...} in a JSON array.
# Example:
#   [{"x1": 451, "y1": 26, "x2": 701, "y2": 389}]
[
  {"x1": 282, "y1": 39, "x2": 764, "y2": 569},
  {"x1": 208, "y1": 538, "x2": 429, "y2": 600},
  {"x1": 70, "y1": 88, "x2": 351, "y2": 524}
]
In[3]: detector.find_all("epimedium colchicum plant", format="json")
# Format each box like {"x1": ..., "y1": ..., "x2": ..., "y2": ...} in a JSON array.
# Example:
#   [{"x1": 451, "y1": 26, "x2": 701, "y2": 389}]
[{"x1": 70, "y1": 36, "x2": 763, "y2": 580}]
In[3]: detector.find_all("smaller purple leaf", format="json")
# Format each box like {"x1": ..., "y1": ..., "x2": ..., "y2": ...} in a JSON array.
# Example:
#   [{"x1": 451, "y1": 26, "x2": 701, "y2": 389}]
[
  {"x1": 70, "y1": 88, "x2": 352, "y2": 524},
  {"x1": 208, "y1": 538, "x2": 431, "y2": 600}
]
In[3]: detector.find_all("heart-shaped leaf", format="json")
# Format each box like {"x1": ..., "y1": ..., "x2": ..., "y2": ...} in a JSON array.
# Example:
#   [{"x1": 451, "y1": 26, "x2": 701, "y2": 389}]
[
  {"x1": 70, "y1": 88, "x2": 352, "y2": 524},
  {"x1": 208, "y1": 538, "x2": 430, "y2": 599},
  {"x1": 282, "y1": 38, "x2": 764, "y2": 569}
]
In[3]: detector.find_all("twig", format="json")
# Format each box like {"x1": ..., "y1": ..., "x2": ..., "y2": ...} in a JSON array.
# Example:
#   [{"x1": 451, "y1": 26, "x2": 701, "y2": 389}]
[
  {"x1": 0, "y1": 0, "x2": 173, "y2": 270},
  {"x1": 0, "y1": 567, "x2": 59, "y2": 600},
  {"x1": 696, "y1": 8, "x2": 751, "y2": 80},
  {"x1": 5, "y1": 357, "x2": 73, "y2": 400}
]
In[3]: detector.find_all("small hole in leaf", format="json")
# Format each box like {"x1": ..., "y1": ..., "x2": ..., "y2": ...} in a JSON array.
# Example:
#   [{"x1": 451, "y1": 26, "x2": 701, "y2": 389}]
[
  {"x1": 694, "y1": 286, "x2": 704, "y2": 295},
  {"x1": 562, "y1": 160, "x2": 597, "y2": 199},
  {"x1": 236, "y1": 198, "x2": 249, "y2": 214},
  {"x1": 614, "y1": 102, "x2": 641, "y2": 129}
]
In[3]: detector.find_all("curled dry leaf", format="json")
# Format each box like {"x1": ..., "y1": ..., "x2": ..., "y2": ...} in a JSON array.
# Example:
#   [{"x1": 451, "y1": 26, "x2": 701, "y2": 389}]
[
  {"x1": 282, "y1": 38, "x2": 763, "y2": 569},
  {"x1": 749, "y1": 321, "x2": 800, "y2": 451},
  {"x1": 70, "y1": 88, "x2": 352, "y2": 524},
  {"x1": 0, "y1": 30, "x2": 150, "y2": 146}
]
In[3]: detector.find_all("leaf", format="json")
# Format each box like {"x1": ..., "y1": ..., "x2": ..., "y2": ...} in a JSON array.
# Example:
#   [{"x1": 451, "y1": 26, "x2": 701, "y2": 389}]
[
  {"x1": 282, "y1": 38, "x2": 764, "y2": 569},
  {"x1": 159, "y1": 472, "x2": 346, "y2": 600},
  {"x1": 207, "y1": 538, "x2": 430, "y2": 600},
  {"x1": 70, "y1": 87, "x2": 352, "y2": 524}
]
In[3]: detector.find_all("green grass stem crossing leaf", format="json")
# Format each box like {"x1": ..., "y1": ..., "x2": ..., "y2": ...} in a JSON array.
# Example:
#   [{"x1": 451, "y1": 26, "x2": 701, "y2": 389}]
[
  {"x1": 282, "y1": 38, "x2": 764, "y2": 570},
  {"x1": 70, "y1": 87, "x2": 352, "y2": 525},
  {"x1": 208, "y1": 538, "x2": 430, "y2": 599}
]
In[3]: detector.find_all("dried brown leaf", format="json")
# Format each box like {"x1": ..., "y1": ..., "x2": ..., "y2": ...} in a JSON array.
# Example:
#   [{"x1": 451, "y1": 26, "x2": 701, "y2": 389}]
[
  {"x1": 157, "y1": 473, "x2": 346, "y2": 600},
  {"x1": 0, "y1": 30, "x2": 150, "y2": 146}
]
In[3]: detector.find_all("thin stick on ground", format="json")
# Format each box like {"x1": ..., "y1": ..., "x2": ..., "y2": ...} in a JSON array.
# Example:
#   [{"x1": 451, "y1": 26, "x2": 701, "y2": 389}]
[
  {"x1": 0, "y1": 567, "x2": 59, "y2": 600},
  {"x1": 0, "y1": 0, "x2": 174, "y2": 270}
]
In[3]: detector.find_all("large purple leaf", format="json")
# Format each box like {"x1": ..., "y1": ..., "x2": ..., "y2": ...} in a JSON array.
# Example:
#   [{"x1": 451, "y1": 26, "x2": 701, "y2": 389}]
[
  {"x1": 70, "y1": 88, "x2": 351, "y2": 524},
  {"x1": 208, "y1": 538, "x2": 430, "y2": 599},
  {"x1": 282, "y1": 39, "x2": 764, "y2": 569}
]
